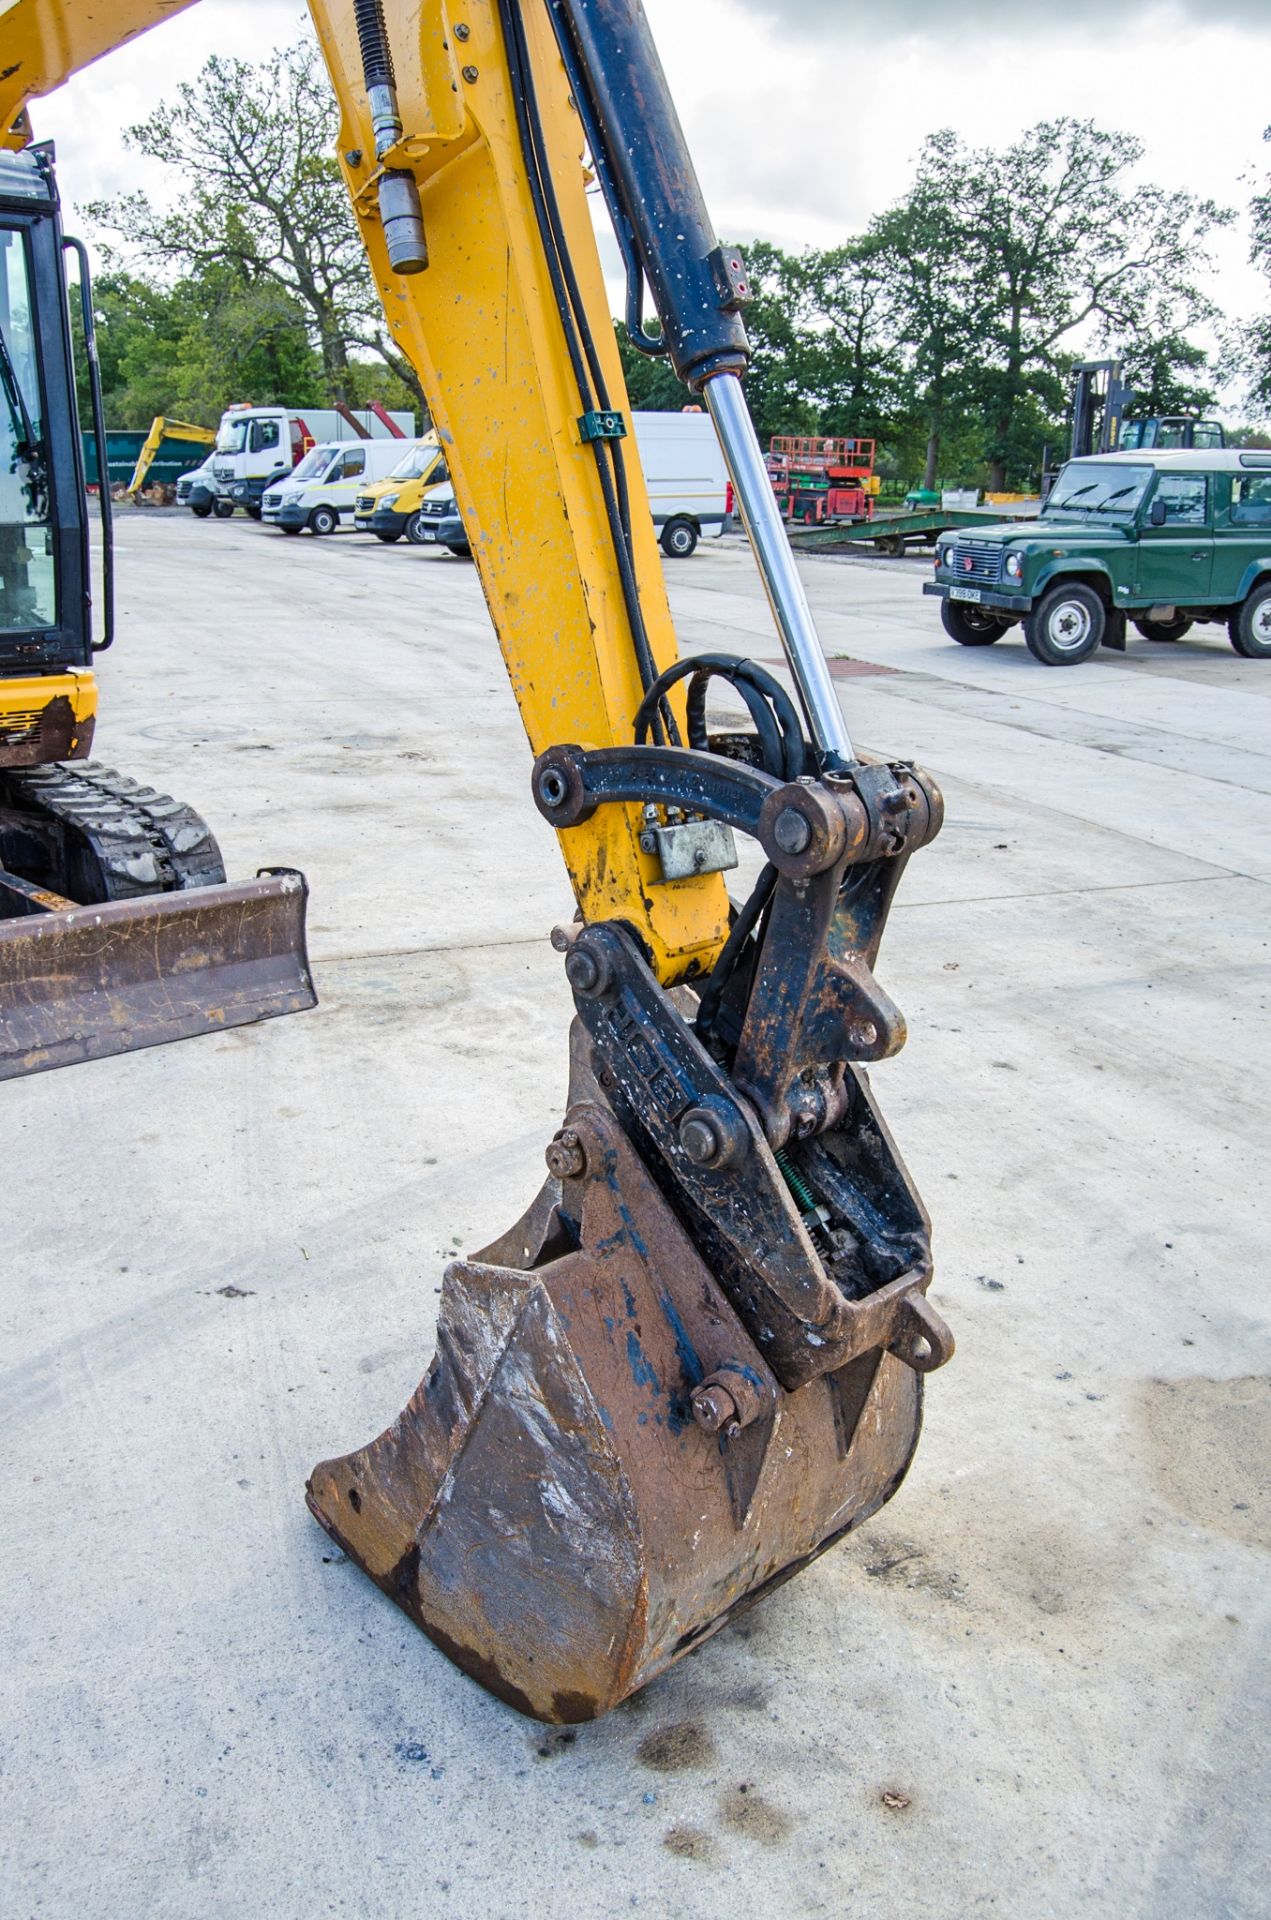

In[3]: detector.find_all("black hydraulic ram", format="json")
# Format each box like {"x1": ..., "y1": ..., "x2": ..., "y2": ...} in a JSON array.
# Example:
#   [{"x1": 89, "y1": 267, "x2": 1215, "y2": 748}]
[{"x1": 542, "y1": 0, "x2": 855, "y2": 769}]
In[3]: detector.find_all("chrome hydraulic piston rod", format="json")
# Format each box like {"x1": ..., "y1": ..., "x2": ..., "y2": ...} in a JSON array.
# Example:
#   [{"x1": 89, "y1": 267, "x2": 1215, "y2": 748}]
[{"x1": 702, "y1": 371, "x2": 854, "y2": 767}]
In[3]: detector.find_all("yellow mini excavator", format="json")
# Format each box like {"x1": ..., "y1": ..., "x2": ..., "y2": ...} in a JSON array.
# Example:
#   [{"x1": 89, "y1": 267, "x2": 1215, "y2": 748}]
[
  {"x1": 3, "y1": 0, "x2": 954, "y2": 1720},
  {"x1": 0, "y1": 105, "x2": 312, "y2": 1076}
]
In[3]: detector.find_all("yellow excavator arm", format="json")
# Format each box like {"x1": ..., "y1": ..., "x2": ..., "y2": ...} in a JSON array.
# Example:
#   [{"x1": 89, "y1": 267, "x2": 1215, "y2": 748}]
[
  {"x1": 4, "y1": 0, "x2": 953, "y2": 1722},
  {"x1": 124, "y1": 416, "x2": 216, "y2": 498}
]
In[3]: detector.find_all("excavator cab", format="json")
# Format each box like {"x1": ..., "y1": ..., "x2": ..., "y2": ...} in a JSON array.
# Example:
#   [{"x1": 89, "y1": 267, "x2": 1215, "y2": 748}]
[{"x1": 0, "y1": 142, "x2": 314, "y2": 1078}]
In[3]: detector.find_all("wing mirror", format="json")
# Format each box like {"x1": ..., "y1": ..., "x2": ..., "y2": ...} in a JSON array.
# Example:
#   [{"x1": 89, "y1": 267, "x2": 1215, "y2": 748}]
[{"x1": 1148, "y1": 498, "x2": 1167, "y2": 527}]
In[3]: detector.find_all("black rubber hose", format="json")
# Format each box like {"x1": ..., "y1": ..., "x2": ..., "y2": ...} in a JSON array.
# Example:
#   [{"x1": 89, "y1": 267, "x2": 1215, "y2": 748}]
[
  {"x1": 694, "y1": 862, "x2": 778, "y2": 1042},
  {"x1": 496, "y1": 0, "x2": 677, "y2": 744},
  {"x1": 632, "y1": 653, "x2": 805, "y2": 780}
]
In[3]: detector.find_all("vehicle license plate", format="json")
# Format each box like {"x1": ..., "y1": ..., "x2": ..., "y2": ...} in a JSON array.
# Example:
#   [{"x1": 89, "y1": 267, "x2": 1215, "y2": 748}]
[
  {"x1": 950, "y1": 586, "x2": 982, "y2": 603},
  {"x1": 421, "y1": 527, "x2": 437, "y2": 542}
]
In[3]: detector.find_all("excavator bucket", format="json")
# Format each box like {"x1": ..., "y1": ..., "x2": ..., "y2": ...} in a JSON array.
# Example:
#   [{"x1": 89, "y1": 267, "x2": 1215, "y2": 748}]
[
  {"x1": 0, "y1": 869, "x2": 314, "y2": 1079},
  {"x1": 308, "y1": 1020, "x2": 950, "y2": 1724}
]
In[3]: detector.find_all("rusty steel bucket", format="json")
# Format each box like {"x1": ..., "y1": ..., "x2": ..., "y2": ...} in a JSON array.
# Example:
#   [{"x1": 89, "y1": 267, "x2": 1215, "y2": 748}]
[
  {"x1": 308, "y1": 1029, "x2": 935, "y2": 1724},
  {"x1": 0, "y1": 869, "x2": 315, "y2": 1079}
]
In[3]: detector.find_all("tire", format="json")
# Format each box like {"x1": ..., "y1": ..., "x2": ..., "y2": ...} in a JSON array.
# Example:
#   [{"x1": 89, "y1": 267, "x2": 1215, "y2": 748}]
[
  {"x1": 404, "y1": 512, "x2": 432, "y2": 546},
  {"x1": 444, "y1": 544, "x2": 472, "y2": 560},
  {"x1": 1229, "y1": 580, "x2": 1271, "y2": 658},
  {"x1": 308, "y1": 505, "x2": 338, "y2": 536},
  {"x1": 1023, "y1": 581, "x2": 1105, "y2": 665},
  {"x1": 190, "y1": 502, "x2": 212, "y2": 519},
  {"x1": 940, "y1": 598, "x2": 1009, "y2": 646},
  {"x1": 874, "y1": 534, "x2": 903, "y2": 557},
  {"x1": 212, "y1": 498, "x2": 235, "y2": 519},
  {"x1": 247, "y1": 505, "x2": 263, "y2": 522},
  {"x1": 661, "y1": 517, "x2": 698, "y2": 558},
  {"x1": 375, "y1": 531, "x2": 402, "y2": 544},
  {"x1": 279, "y1": 524, "x2": 302, "y2": 536},
  {"x1": 1133, "y1": 613, "x2": 1193, "y2": 643}
]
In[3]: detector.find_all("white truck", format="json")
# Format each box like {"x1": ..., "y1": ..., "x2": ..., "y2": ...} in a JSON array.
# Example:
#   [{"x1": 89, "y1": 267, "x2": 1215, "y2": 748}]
[
  {"x1": 415, "y1": 409, "x2": 731, "y2": 558},
  {"x1": 210, "y1": 403, "x2": 415, "y2": 519}
]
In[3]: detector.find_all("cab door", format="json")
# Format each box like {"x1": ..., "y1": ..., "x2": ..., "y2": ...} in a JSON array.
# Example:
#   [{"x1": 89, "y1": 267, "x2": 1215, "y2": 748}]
[
  {"x1": 1136, "y1": 472, "x2": 1212, "y2": 604},
  {"x1": 1215, "y1": 469, "x2": 1271, "y2": 603},
  {"x1": 330, "y1": 445, "x2": 366, "y2": 517}
]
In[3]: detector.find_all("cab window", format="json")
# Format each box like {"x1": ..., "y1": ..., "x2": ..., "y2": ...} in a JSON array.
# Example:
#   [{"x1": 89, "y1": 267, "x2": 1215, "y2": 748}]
[
  {"x1": 0, "y1": 227, "x2": 55, "y2": 633},
  {"x1": 1230, "y1": 474, "x2": 1271, "y2": 526},
  {"x1": 340, "y1": 449, "x2": 365, "y2": 479},
  {"x1": 1191, "y1": 423, "x2": 1224, "y2": 450},
  {"x1": 250, "y1": 419, "x2": 280, "y2": 453},
  {"x1": 1150, "y1": 475, "x2": 1207, "y2": 525}
]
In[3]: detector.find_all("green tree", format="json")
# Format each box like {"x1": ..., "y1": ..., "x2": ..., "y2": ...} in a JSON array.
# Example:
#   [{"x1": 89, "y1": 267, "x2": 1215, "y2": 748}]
[
  {"x1": 797, "y1": 236, "x2": 906, "y2": 441},
  {"x1": 83, "y1": 33, "x2": 424, "y2": 414},
  {"x1": 869, "y1": 136, "x2": 990, "y2": 491},
  {"x1": 960, "y1": 119, "x2": 1228, "y2": 488},
  {"x1": 731, "y1": 241, "x2": 819, "y2": 442},
  {"x1": 70, "y1": 268, "x2": 323, "y2": 428},
  {"x1": 1226, "y1": 125, "x2": 1271, "y2": 415},
  {"x1": 1117, "y1": 334, "x2": 1217, "y2": 420}
]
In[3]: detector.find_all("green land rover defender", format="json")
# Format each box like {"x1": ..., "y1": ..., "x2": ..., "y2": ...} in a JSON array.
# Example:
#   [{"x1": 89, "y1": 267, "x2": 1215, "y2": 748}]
[{"x1": 924, "y1": 450, "x2": 1271, "y2": 666}]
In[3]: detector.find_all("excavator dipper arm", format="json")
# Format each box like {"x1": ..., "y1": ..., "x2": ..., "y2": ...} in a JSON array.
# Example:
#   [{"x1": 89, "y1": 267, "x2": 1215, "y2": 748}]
[
  {"x1": 3, "y1": 0, "x2": 953, "y2": 1718},
  {"x1": 302, "y1": 0, "x2": 954, "y2": 1719}
]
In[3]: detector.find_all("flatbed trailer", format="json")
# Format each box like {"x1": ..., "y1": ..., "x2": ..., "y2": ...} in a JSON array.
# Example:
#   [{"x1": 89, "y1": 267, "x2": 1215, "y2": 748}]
[{"x1": 789, "y1": 505, "x2": 1038, "y2": 556}]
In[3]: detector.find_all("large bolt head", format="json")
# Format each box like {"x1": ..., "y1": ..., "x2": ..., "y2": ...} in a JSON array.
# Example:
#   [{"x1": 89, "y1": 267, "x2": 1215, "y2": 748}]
[
  {"x1": 545, "y1": 1128, "x2": 587, "y2": 1181},
  {"x1": 773, "y1": 806, "x2": 812, "y2": 855},
  {"x1": 691, "y1": 1382, "x2": 739, "y2": 1436},
  {"x1": 679, "y1": 1111, "x2": 724, "y2": 1166},
  {"x1": 564, "y1": 943, "x2": 611, "y2": 997}
]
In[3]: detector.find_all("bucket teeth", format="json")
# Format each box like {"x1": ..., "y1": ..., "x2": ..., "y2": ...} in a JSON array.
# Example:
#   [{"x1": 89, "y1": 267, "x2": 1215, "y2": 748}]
[{"x1": 307, "y1": 1091, "x2": 924, "y2": 1723}]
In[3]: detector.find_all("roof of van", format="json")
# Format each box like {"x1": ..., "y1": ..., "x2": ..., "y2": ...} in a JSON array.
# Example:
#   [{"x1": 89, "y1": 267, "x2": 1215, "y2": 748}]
[{"x1": 1087, "y1": 449, "x2": 1268, "y2": 473}]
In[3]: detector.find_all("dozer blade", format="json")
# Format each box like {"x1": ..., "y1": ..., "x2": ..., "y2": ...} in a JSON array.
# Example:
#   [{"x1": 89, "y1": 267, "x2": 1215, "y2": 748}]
[
  {"x1": 0, "y1": 869, "x2": 314, "y2": 1079},
  {"x1": 308, "y1": 1029, "x2": 937, "y2": 1725}
]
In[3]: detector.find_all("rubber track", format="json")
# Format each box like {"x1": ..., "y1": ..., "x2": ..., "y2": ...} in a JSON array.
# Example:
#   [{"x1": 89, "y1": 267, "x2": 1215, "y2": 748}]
[{"x1": 0, "y1": 761, "x2": 226, "y2": 901}]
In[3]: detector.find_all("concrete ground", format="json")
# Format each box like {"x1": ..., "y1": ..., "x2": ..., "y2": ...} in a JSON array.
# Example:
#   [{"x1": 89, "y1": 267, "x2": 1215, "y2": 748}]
[{"x1": 3, "y1": 515, "x2": 1268, "y2": 1919}]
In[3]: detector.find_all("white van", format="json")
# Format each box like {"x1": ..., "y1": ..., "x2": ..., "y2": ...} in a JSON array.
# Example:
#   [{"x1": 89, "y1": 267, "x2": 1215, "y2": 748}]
[
  {"x1": 633, "y1": 411, "x2": 730, "y2": 556},
  {"x1": 261, "y1": 439, "x2": 421, "y2": 535},
  {"x1": 414, "y1": 411, "x2": 730, "y2": 559}
]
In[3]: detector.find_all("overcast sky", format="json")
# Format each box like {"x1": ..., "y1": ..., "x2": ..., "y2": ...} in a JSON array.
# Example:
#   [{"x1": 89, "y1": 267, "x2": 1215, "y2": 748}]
[{"x1": 29, "y1": 0, "x2": 1271, "y2": 407}]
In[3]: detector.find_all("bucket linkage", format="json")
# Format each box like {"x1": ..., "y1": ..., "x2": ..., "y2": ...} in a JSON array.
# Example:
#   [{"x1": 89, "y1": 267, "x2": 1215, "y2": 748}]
[{"x1": 308, "y1": 739, "x2": 953, "y2": 1722}]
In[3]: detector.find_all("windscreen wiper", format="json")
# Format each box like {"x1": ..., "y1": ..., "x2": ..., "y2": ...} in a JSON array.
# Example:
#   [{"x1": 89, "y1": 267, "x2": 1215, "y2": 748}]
[{"x1": 0, "y1": 321, "x2": 48, "y2": 519}]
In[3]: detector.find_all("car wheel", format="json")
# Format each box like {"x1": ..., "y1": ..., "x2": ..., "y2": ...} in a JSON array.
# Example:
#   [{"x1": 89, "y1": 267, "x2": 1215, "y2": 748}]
[
  {"x1": 213, "y1": 498, "x2": 235, "y2": 519},
  {"x1": 1023, "y1": 582, "x2": 1105, "y2": 665},
  {"x1": 308, "y1": 505, "x2": 338, "y2": 536},
  {"x1": 444, "y1": 544, "x2": 472, "y2": 560},
  {"x1": 1229, "y1": 580, "x2": 1271, "y2": 658},
  {"x1": 1133, "y1": 613, "x2": 1193, "y2": 643},
  {"x1": 280, "y1": 524, "x2": 302, "y2": 536},
  {"x1": 246, "y1": 505, "x2": 263, "y2": 522},
  {"x1": 405, "y1": 512, "x2": 432, "y2": 545},
  {"x1": 375, "y1": 531, "x2": 402, "y2": 544},
  {"x1": 873, "y1": 534, "x2": 903, "y2": 557},
  {"x1": 191, "y1": 502, "x2": 212, "y2": 519},
  {"x1": 661, "y1": 517, "x2": 698, "y2": 558},
  {"x1": 940, "y1": 598, "x2": 1009, "y2": 646}
]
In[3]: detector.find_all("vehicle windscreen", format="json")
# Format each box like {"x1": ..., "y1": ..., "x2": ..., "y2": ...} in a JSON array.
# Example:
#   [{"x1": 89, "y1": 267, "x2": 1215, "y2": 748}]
[
  {"x1": 390, "y1": 444, "x2": 441, "y2": 481},
  {"x1": 1043, "y1": 462, "x2": 1151, "y2": 518},
  {"x1": 217, "y1": 420, "x2": 249, "y2": 454},
  {"x1": 289, "y1": 446, "x2": 333, "y2": 483}
]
